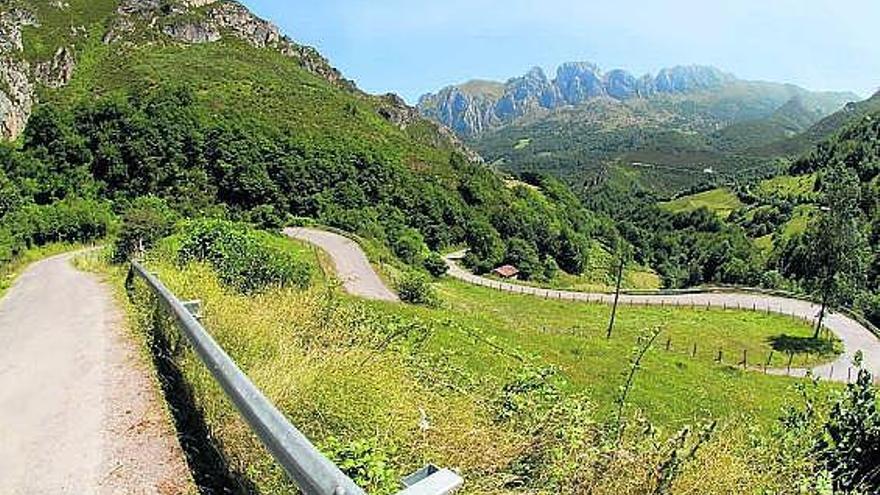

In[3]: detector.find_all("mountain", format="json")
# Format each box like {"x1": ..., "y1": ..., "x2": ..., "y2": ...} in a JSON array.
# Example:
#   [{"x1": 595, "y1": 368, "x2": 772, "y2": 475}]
[
  {"x1": 710, "y1": 96, "x2": 828, "y2": 152},
  {"x1": 0, "y1": 0, "x2": 615, "y2": 285},
  {"x1": 417, "y1": 63, "x2": 853, "y2": 137},
  {"x1": 417, "y1": 62, "x2": 858, "y2": 197},
  {"x1": 758, "y1": 90, "x2": 880, "y2": 157}
]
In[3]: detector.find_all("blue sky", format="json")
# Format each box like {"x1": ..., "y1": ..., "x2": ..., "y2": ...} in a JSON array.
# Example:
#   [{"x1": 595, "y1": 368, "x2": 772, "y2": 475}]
[{"x1": 240, "y1": 0, "x2": 880, "y2": 104}]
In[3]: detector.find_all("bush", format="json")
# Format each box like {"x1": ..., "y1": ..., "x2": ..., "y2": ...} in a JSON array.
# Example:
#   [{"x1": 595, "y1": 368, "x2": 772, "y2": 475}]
[
  {"x1": 178, "y1": 219, "x2": 312, "y2": 294},
  {"x1": 390, "y1": 227, "x2": 426, "y2": 265},
  {"x1": 322, "y1": 437, "x2": 399, "y2": 495},
  {"x1": 113, "y1": 196, "x2": 178, "y2": 262},
  {"x1": 422, "y1": 252, "x2": 448, "y2": 277},
  {"x1": 4, "y1": 197, "x2": 115, "y2": 248},
  {"x1": 396, "y1": 270, "x2": 437, "y2": 306}
]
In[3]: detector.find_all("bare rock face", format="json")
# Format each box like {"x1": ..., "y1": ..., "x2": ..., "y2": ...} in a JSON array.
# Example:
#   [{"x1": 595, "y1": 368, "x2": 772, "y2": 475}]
[
  {"x1": 0, "y1": 59, "x2": 35, "y2": 140},
  {"x1": 0, "y1": 9, "x2": 37, "y2": 54},
  {"x1": 35, "y1": 47, "x2": 76, "y2": 88},
  {"x1": 208, "y1": 2, "x2": 282, "y2": 47},
  {"x1": 377, "y1": 93, "x2": 420, "y2": 128},
  {"x1": 162, "y1": 22, "x2": 221, "y2": 43},
  {"x1": 0, "y1": 9, "x2": 39, "y2": 140}
]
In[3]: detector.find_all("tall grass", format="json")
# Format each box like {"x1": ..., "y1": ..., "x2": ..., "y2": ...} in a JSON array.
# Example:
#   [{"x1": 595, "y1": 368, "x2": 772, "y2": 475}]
[{"x1": 102, "y1": 244, "x2": 826, "y2": 493}]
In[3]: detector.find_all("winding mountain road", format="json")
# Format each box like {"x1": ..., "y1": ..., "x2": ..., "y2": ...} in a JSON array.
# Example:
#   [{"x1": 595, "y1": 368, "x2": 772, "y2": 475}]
[
  {"x1": 284, "y1": 227, "x2": 880, "y2": 383},
  {"x1": 284, "y1": 227, "x2": 399, "y2": 302},
  {"x1": 0, "y1": 253, "x2": 192, "y2": 494},
  {"x1": 442, "y1": 251, "x2": 880, "y2": 382}
]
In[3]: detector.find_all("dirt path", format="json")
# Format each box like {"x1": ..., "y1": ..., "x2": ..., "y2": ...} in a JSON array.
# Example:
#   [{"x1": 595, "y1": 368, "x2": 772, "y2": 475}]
[
  {"x1": 443, "y1": 251, "x2": 880, "y2": 382},
  {"x1": 284, "y1": 227, "x2": 399, "y2": 302},
  {"x1": 0, "y1": 253, "x2": 193, "y2": 494}
]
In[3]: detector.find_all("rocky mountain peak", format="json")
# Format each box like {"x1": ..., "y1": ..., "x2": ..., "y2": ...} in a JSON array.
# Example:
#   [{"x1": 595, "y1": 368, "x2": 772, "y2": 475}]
[{"x1": 417, "y1": 61, "x2": 735, "y2": 136}]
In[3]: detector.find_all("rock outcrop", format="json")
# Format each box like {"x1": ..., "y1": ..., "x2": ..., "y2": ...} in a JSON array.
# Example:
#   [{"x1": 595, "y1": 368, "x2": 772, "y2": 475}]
[
  {"x1": 0, "y1": 8, "x2": 39, "y2": 140},
  {"x1": 418, "y1": 63, "x2": 736, "y2": 136},
  {"x1": 35, "y1": 47, "x2": 76, "y2": 89},
  {"x1": 106, "y1": 0, "x2": 354, "y2": 91}
]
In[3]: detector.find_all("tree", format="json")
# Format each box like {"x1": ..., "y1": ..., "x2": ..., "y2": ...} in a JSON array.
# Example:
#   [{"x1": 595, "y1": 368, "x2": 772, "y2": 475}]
[
  {"x1": 464, "y1": 219, "x2": 504, "y2": 273},
  {"x1": 802, "y1": 164, "x2": 869, "y2": 338},
  {"x1": 816, "y1": 358, "x2": 880, "y2": 492},
  {"x1": 113, "y1": 196, "x2": 179, "y2": 262},
  {"x1": 556, "y1": 228, "x2": 589, "y2": 275},
  {"x1": 505, "y1": 237, "x2": 540, "y2": 280}
]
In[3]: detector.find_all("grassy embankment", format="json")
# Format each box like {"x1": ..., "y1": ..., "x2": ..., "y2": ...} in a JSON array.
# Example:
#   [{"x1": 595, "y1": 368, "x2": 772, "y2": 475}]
[{"x1": 94, "y1": 231, "x2": 842, "y2": 493}]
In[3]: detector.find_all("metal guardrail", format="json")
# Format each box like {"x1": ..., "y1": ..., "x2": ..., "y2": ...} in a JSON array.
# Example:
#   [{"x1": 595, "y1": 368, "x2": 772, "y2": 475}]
[{"x1": 130, "y1": 261, "x2": 463, "y2": 495}]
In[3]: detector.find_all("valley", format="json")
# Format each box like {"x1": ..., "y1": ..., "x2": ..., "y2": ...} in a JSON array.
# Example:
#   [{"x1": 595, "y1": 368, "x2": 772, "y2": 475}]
[{"x1": 1, "y1": 0, "x2": 879, "y2": 494}]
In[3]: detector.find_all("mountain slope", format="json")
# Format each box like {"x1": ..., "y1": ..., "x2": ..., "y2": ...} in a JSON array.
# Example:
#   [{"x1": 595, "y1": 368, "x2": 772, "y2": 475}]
[
  {"x1": 0, "y1": 0, "x2": 619, "y2": 283},
  {"x1": 758, "y1": 91, "x2": 880, "y2": 157},
  {"x1": 417, "y1": 62, "x2": 858, "y2": 198},
  {"x1": 418, "y1": 63, "x2": 855, "y2": 138}
]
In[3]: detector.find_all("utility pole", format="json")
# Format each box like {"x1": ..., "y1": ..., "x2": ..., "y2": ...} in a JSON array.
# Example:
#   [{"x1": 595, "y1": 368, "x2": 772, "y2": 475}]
[
  {"x1": 814, "y1": 290, "x2": 828, "y2": 339},
  {"x1": 606, "y1": 257, "x2": 625, "y2": 339}
]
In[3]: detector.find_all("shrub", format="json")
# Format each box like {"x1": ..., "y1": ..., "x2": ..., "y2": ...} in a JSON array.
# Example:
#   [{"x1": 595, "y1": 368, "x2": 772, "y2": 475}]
[
  {"x1": 113, "y1": 196, "x2": 178, "y2": 262},
  {"x1": 396, "y1": 270, "x2": 437, "y2": 306},
  {"x1": 322, "y1": 437, "x2": 399, "y2": 495},
  {"x1": 422, "y1": 252, "x2": 448, "y2": 277},
  {"x1": 178, "y1": 219, "x2": 312, "y2": 293},
  {"x1": 816, "y1": 364, "x2": 880, "y2": 492},
  {"x1": 390, "y1": 227, "x2": 426, "y2": 265},
  {"x1": 4, "y1": 197, "x2": 115, "y2": 248}
]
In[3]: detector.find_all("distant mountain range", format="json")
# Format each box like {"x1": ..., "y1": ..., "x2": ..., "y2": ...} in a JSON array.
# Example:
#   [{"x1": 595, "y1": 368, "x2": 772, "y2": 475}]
[
  {"x1": 417, "y1": 62, "x2": 862, "y2": 196},
  {"x1": 418, "y1": 63, "x2": 856, "y2": 137}
]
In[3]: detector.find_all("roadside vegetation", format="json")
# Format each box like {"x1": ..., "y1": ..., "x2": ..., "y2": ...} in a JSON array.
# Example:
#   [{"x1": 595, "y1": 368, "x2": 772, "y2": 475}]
[
  {"x1": 3, "y1": 3, "x2": 878, "y2": 492},
  {"x1": 95, "y1": 221, "x2": 863, "y2": 493}
]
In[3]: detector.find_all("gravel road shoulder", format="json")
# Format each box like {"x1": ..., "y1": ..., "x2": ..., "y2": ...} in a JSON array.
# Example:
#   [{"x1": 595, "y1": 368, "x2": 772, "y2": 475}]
[{"x1": 0, "y1": 252, "x2": 193, "y2": 494}]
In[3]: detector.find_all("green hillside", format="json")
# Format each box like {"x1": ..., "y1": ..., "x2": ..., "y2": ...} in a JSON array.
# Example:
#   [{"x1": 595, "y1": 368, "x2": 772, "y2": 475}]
[{"x1": 1, "y1": 0, "x2": 620, "y2": 282}]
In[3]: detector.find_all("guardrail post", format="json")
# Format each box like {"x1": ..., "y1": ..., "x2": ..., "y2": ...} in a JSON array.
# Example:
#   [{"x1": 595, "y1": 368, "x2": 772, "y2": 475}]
[{"x1": 182, "y1": 300, "x2": 203, "y2": 320}]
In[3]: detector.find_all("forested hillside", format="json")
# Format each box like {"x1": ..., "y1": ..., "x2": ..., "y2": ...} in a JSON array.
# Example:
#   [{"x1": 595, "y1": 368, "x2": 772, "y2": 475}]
[{"x1": 0, "y1": 0, "x2": 618, "y2": 281}]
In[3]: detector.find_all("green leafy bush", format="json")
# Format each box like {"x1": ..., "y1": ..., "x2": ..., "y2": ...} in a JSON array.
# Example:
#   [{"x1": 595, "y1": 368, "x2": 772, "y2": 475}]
[
  {"x1": 396, "y1": 271, "x2": 438, "y2": 306},
  {"x1": 178, "y1": 219, "x2": 312, "y2": 293},
  {"x1": 113, "y1": 196, "x2": 179, "y2": 262},
  {"x1": 322, "y1": 437, "x2": 399, "y2": 495},
  {"x1": 4, "y1": 197, "x2": 115, "y2": 249},
  {"x1": 816, "y1": 364, "x2": 880, "y2": 492},
  {"x1": 422, "y1": 252, "x2": 448, "y2": 277}
]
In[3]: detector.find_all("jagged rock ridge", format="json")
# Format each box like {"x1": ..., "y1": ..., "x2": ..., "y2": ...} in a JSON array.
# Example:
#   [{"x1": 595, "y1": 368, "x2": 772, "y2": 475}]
[{"x1": 417, "y1": 64, "x2": 738, "y2": 136}]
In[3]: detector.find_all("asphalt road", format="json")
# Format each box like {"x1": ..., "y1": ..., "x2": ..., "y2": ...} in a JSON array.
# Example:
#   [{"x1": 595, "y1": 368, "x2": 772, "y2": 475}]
[
  {"x1": 284, "y1": 227, "x2": 399, "y2": 302},
  {"x1": 0, "y1": 253, "x2": 191, "y2": 494}
]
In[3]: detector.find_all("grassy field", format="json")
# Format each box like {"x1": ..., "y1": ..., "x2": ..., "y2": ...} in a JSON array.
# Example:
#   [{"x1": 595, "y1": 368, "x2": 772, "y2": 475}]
[
  {"x1": 781, "y1": 205, "x2": 817, "y2": 239},
  {"x1": 387, "y1": 279, "x2": 839, "y2": 427},
  {"x1": 660, "y1": 187, "x2": 744, "y2": 218},
  {"x1": 98, "y1": 237, "x2": 842, "y2": 493},
  {"x1": 490, "y1": 240, "x2": 662, "y2": 292}
]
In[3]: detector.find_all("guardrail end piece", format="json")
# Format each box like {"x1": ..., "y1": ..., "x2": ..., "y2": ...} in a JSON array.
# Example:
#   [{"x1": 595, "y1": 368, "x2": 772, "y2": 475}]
[
  {"x1": 182, "y1": 299, "x2": 203, "y2": 320},
  {"x1": 398, "y1": 465, "x2": 463, "y2": 495}
]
